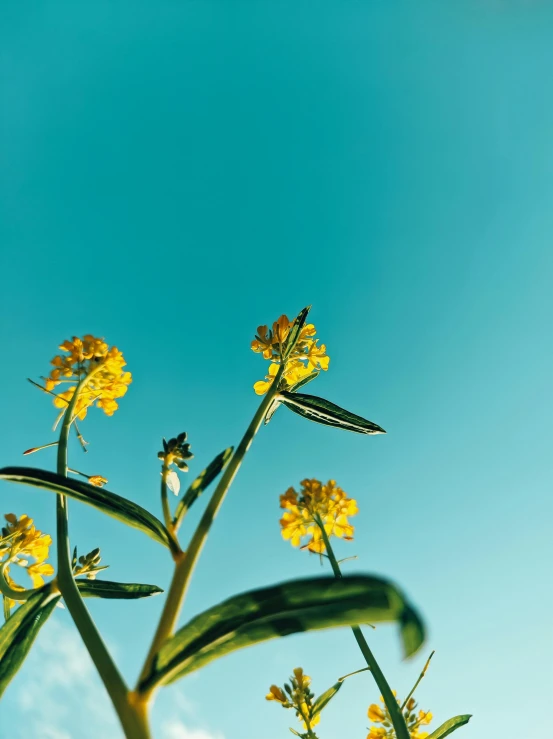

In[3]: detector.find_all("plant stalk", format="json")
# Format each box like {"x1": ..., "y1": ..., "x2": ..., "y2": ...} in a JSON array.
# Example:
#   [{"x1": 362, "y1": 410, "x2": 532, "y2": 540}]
[
  {"x1": 136, "y1": 365, "x2": 285, "y2": 694},
  {"x1": 56, "y1": 374, "x2": 150, "y2": 739},
  {"x1": 313, "y1": 514, "x2": 410, "y2": 739}
]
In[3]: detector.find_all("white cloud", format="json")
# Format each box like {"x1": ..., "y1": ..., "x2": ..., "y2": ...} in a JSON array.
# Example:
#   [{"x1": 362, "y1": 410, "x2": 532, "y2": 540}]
[
  {"x1": 15, "y1": 617, "x2": 121, "y2": 739},
  {"x1": 161, "y1": 720, "x2": 225, "y2": 739},
  {"x1": 12, "y1": 616, "x2": 224, "y2": 739}
]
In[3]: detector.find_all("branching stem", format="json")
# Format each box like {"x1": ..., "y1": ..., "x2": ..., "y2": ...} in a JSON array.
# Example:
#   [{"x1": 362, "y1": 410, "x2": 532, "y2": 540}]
[{"x1": 136, "y1": 365, "x2": 285, "y2": 696}]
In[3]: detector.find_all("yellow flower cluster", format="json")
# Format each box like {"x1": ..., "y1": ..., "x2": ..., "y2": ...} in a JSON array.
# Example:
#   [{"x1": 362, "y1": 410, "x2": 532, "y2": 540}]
[
  {"x1": 279, "y1": 479, "x2": 358, "y2": 554},
  {"x1": 367, "y1": 692, "x2": 433, "y2": 739},
  {"x1": 251, "y1": 315, "x2": 329, "y2": 395},
  {"x1": 88, "y1": 475, "x2": 108, "y2": 487},
  {"x1": 266, "y1": 667, "x2": 320, "y2": 734},
  {"x1": 45, "y1": 335, "x2": 131, "y2": 419},
  {"x1": 0, "y1": 514, "x2": 54, "y2": 607}
]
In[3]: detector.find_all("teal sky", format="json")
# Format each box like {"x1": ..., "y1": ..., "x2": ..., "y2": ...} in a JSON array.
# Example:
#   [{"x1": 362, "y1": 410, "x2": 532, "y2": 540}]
[{"x1": 1, "y1": 2, "x2": 552, "y2": 738}]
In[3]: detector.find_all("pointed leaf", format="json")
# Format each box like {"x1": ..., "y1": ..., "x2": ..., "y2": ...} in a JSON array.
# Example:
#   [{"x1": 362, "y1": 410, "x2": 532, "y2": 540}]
[
  {"x1": 280, "y1": 392, "x2": 386, "y2": 435},
  {"x1": 77, "y1": 579, "x2": 163, "y2": 599},
  {"x1": 427, "y1": 715, "x2": 472, "y2": 738},
  {"x1": 400, "y1": 604, "x2": 426, "y2": 659},
  {"x1": 173, "y1": 448, "x2": 233, "y2": 525},
  {"x1": 263, "y1": 399, "x2": 281, "y2": 426},
  {"x1": 282, "y1": 306, "x2": 311, "y2": 361},
  {"x1": 312, "y1": 680, "x2": 343, "y2": 716},
  {"x1": 139, "y1": 574, "x2": 424, "y2": 691},
  {"x1": 0, "y1": 467, "x2": 174, "y2": 551},
  {"x1": 0, "y1": 589, "x2": 60, "y2": 697}
]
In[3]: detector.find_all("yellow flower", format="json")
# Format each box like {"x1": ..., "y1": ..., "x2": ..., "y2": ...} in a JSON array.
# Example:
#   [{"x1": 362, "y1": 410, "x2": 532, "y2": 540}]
[
  {"x1": 44, "y1": 336, "x2": 131, "y2": 419},
  {"x1": 253, "y1": 363, "x2": 280, "y2": 396},
  {"x1": 279, "y1": 479, "x2": 358, "y2": 553},
  {"x1": 265, "y1": 686, "x2": 287, "y2": 704},
  {"x1": 26, "y1": 561, "x2": 55, "y2": 588},
  {"x1": 251, "y1": 313, "x2": 329, "y2": 394},
  {"x1": 418, "y1": 711, "x2": 432, "y2": 725},
  {"x1": 368, "y1": 689, "x2": 434, "y2": 739},
  {"x1": 293, "y1": 667, "x2": 311, "y2": 690},
  {"x1": 1, "y1": 513, "x2": 54, "y2": 601},
  {"x1": 266, "y1": 666, "x2": 321, "y2": 733},
  {"x1": 367, "y1": 729, "x2": 387, "y2": 739},
  {"x1": 368, "y1": 704, "x2": 386, "y2": 723},
  {"x1": 251, "y1": 325, "x2": 275, "y2": 360},
  {"x1": 302, "y1": 340, "x2": 330, "y2": 371},
  {"x1": 88, "y1": 475, "x2": 108, "y2": 487}
]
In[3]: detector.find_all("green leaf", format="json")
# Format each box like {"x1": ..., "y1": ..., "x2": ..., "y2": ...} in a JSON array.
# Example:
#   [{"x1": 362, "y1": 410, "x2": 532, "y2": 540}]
[
  {"x1": 0, "y1": 589, "x2": 60, "y2": 698},
  {"x1": 0, "y1": 467, "x2": 174, "y2": 551},
  {"x1": 279, "y1": 392, "x2": 386, "y2": 435},
  {"x1": 426, "y1": 715, "x2": 472, "y2": 738},
  {"x1": 400, "y1": 604, "x2": 426, "y2": 659},
  {"x1": 77, "y1": 579, "x2": 163, "y2": 599},
  {"x1": 139, "y1": 574, "x2": 424, "y2": 691},
  {"x1": 173, "y1": 448, "x2": 233, "y2": 525},
  {"x1": 312, "y1": 680, "x2": 343, "y2": 716},
  {"x1": 282, "y1": 305, "x2": 311, "y2": 361}
]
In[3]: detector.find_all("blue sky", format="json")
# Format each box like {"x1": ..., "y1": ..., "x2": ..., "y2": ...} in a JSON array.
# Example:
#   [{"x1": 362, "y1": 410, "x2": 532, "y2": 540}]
[{"x1": 1, "y1": 2, "x2": 552, "y2": 738}]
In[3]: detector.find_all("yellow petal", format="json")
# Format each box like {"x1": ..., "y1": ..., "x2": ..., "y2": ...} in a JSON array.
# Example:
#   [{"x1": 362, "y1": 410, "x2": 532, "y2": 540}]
[{"x1": 368, "y1": 704, "x2": 386, "y2": 723}]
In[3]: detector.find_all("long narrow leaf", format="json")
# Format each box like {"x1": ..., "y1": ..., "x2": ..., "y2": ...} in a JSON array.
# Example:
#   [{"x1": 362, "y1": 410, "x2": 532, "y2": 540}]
[
  {"x1": 140, "y1": 574, "x2": 423, "y2": 691},
  {"x1": 282, "y1": 306, "x2": 311, "y2": 361},
  {"x1": 312, "y1": 681, "x2": 343, "y2": 716},
  {"x1": 279, "y1": 392, "x2": 386, "y2": 435},
  {"x1": 427, "y1": 715, "x2": 472, "y2": 738},
  {"x1": 77, "y1": 579, "x2": 163, "y2": 599},
  {"x1": 173, "y1": 448, "x2": 233, "y2": 526},
  {"x1": 0, "y1": 590, "x2": 60, "y2": 697},
  {"x1": 0, "y1": 467, "x2": 173, "y2": 550}
]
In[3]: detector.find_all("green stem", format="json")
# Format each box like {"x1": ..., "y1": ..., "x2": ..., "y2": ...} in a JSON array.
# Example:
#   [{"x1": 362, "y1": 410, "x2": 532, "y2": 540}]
[
  {"x1": 401, "y1": 650, "x2": 434, "y2": 710},
  {"x1": 160, "y1": 465, "x2": 172, "y2": 532},
  {"x1": 337, "y1": 666, "x2": 371, "y2": 682},
  {"x1": 0, "y1": 563, "x2": 40, "y2": 601},
  {"x1": 313, "y1": 515, "x2": 410, "y2": 739},
  {"x1": 136, "y1": 365, "x2": 285, "y2": 694},
  {"x1": 56, "y1": 374, "x2": 150, "y2": 739},
  {"x1": 296, "y1": 703, "x2": 317, "y2": 739}
]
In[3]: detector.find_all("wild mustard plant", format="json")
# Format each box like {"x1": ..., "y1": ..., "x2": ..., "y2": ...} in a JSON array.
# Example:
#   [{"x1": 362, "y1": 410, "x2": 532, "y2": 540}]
[
  {"x1": 0, "y1": 308, "x2": 470, "y2": 738},
  {"x1": 266, "y1": 667, "x2": 321, "y2": 738},
  {"x1": 276, "y1": 476, "x2": 471, "y2": 739},
  {"x1": 367, "y1": 691, "x2": 433, "y2": 739}
]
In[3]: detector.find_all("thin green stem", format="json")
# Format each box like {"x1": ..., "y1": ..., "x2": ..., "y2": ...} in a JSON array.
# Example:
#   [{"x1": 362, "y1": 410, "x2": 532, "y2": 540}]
[
  {"x1": 0, "y1": 563, "x2": 41, "y2": 601},
  {"x1": 313, "y1": 515, "x2": 410, "y2": 739},
  {"x1": 23, "y1": 441, "x2": 59, "y2": 455},
  {"x1": 401, "y1": 650, "x2": 434, "y2": 710},
  {"x1": 296, "y1": 703, "x2": 317, "y2": 739},
  {"x1": 56, "y1": 373, "x2": 150, "y2": 739},
  {"x1": 160, "y1": 465, "x2": 172, "y2": 532},
  {"x1": 136, "y1": 365, "x2": 285, "y2": 694},
  {"x1": 337, "y1": 666, "x2": 371, "y2": 682}
]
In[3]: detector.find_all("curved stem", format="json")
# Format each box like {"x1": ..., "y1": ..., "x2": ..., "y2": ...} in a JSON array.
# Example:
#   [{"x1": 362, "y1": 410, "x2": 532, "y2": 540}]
[
  {"x1": 313, "y1": 515, "x2": 410, "y2": 739},
  {"x1": 0, "y1": 563, "x2": 41, "y2": 601},
  {"x1": 136, "y1": 365, "x2": 285, "y2": 695},
  {"x1": 56, "y1": 373, "x2": 150, "y2": 739}
]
